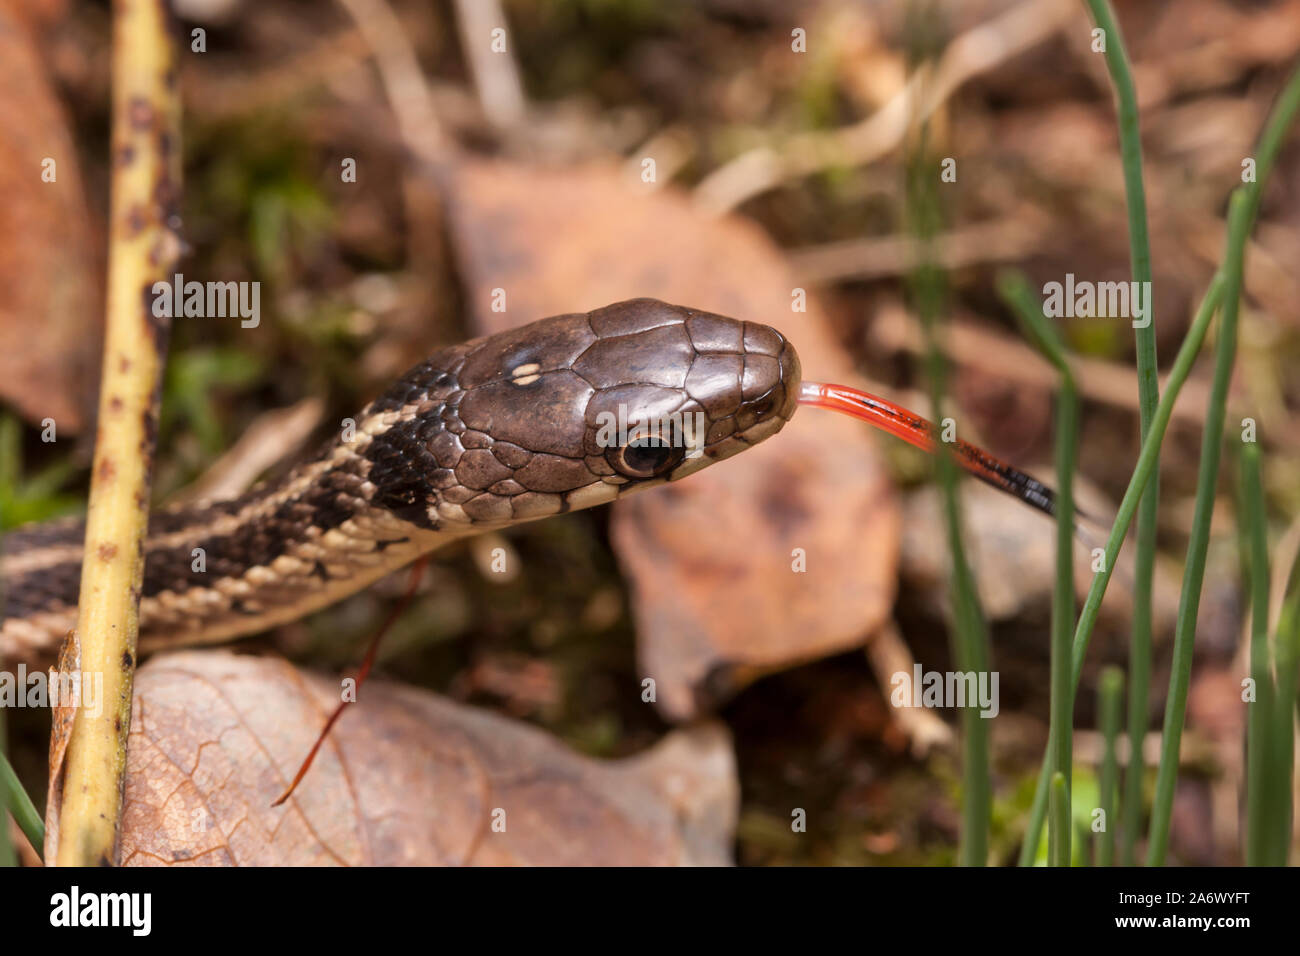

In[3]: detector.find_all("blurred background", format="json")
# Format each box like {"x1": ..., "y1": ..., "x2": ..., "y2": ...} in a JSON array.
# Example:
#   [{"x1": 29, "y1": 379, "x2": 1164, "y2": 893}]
[{"x1": 2, "y1": 0, "x2": 1299, "y2": 864}]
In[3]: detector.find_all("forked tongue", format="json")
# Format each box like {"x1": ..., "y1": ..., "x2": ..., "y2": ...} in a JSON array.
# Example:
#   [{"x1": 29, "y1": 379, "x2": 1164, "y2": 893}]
[{"x1": 797, "y1": 381, "x2": 1072, "y2": 525}]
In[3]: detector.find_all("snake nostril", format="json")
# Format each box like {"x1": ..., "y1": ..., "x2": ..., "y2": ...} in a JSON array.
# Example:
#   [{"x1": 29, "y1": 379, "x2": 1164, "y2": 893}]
[{"x1": 751, "y1": 393, "x2": 778, "y2": 420}]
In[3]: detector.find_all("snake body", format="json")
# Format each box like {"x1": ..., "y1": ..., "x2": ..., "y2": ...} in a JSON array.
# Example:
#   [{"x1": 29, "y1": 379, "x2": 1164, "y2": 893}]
[{"x1": 0, "y1": 299, "x2": 800, "y2": 663}]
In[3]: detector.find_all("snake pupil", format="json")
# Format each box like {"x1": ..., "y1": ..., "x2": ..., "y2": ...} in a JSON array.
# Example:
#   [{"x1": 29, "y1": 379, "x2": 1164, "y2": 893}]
[{"x1": 613, "y1": 437, "x2": 680, "y2": 478}]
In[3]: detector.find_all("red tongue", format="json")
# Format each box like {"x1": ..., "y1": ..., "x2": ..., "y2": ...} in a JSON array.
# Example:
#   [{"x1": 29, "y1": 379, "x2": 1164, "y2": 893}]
[
  {"x1": 797, "y1": 381, "x2": 1059, "y2": 520},
  {"x1": 798, "y1": 381, "x2": 943, "y2": 452}
]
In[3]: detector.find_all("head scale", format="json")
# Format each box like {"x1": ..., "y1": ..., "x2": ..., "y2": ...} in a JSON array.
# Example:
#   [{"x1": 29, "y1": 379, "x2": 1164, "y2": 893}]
[{"x1": 360, "y1": 299, "x2": 801, "y2": 531}]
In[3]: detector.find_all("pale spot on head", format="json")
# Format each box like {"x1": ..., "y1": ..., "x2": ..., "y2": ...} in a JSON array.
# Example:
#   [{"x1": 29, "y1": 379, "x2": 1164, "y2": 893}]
[{"x1": 509, "y1": 362, "x2": 542, "y2": 386}]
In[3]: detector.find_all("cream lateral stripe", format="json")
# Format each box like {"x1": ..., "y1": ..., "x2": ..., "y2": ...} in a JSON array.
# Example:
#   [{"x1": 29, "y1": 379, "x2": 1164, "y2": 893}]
[
  {"x1": 0, "y1": 407, "x2": 402, "y2": 579},
  {"x1": 0, "y1": 512, "x2": 444, "y2": 659},
  {"x1": 134, "y1": 536, "x2": 439, "y2": 651},
  {"x1": 1, "y1": 545, "x2": 84, "y2": 577},
  {"x1": 0, "y1": 610, "x2": 80, "y2": 660}
]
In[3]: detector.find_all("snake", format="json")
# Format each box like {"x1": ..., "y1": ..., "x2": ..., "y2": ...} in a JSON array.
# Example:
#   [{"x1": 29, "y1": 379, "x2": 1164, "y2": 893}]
[
  {"x1": 0, "y1": 296, "x2": 1061, "y2": 667},
  {"x1": 0, "y1": 299, "x2": 803, "y2": 664}
]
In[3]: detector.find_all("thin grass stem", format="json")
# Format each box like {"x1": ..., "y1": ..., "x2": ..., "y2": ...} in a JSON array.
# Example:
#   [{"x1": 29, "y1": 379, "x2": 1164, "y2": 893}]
[
  {"x1": 1080, "y1": 0, "x2": 1162, "y2": 866},
  {"x1": 1238, "y1": 441, "x2": 1273, "y2": 865},
  {"x1": 906, "y1": 113, "x2": 991, "y2": 865},
  {"x1": 0, "y1": 727, "x2": 43, "y2": 860},
  {"x1": 1268, "y1": 555, "x2": 1300, "y2": 865},
  {"x1": 1018, "y1": 272, "x2": 1225, "y2": 864},
  {"x1": 999, "y1": 271, "x2": 1078, "y2": 864},
  {"x1": 1096, "y1": 666, "x2": 1124, "y2": 866},
  {"x1": 1146, "y1": 61, "x2": 1300, "y2": 850},
  {"x1": 1050, "y1": 772, "x2": 1071, "y2": 867}
]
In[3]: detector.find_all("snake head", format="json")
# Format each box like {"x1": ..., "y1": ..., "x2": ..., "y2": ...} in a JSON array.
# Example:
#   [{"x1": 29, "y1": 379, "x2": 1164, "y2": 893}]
[{"x1": 366, "y1": 298, "x2": 800, "y2": 529}]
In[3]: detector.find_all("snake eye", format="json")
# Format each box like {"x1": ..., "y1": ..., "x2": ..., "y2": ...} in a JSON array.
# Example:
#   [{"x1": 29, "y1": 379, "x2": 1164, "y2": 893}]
[{"x1": 607, "y1": 436, "x2": 685, "y2": 479}]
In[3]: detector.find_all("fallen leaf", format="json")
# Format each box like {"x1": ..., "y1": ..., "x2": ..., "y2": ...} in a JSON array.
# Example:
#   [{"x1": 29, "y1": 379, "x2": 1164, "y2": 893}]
[
  {"x1": 441, "y1": 158, "x2": 900, "y2": 719},
  {"x1": 119, "y1": 650, "x2": 738, "y2": 866},
  {"x1": 42, "y1": 627, "x2": 80, "y2": 861},
  {"x1": 0, "y1": 1, "x2": 100, "y2": 432},
  {"x1": 3, "y1": 0, "x2": 71, "y2": 32}
]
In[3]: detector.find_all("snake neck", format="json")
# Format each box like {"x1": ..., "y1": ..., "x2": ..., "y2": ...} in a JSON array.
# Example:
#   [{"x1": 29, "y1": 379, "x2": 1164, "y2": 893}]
[{"x1": 0, "y1": 354, "x2": 476, "y2": 665}]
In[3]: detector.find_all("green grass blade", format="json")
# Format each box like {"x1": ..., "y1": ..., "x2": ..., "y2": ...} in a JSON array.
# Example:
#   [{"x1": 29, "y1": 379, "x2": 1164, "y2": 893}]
[
  {"x1": 1269, "y1": 556, "x2": 1300, "y2": 865},
  {"x1": 1235, "y1": 63, "x2": 1300, "y2": 865},
  {"x1": 0, "y1": 730, "x2": 43, "y2": 860},
  {"x1": 1080, "y1": 0, "x2": 1162, "y2": 867},
  {"x1": 1238, "y1": 65, "x2": 1300, "y2": 227},
  {"x1": 919, "y1": 275, "x2": 993, "y2": 866},
  {"x1": 1146, "y1": 60, "x2": 1300, "y2": 852},
  {"x1": 1145, "y1": 191, "x2": 1251, "y2": 865},
  {"x1": 1049, "y1": 772, "x2": 1071, "y2": 867},
  {"x1": 999, "y1": 270, "x2": 1078, "y2": 865},
  {"x1": 0, "y1": 708, "x2": 12, "y2": 867},
  {"x1": 1018, "y1": 272, "x2": 1225, "y2": 864},
  {"x1": 1096, "y1": 666, "x2": 1125, "y2": 866},
  {"x1": 941, "y1": 457, "x2": 994, "y2": 867},
  {"x1": 906, "y1": 122, "x2": 991, "y2": 865},
  {"x1": 1238, "y1": 441, "x2": 1273, "y2": 865}
]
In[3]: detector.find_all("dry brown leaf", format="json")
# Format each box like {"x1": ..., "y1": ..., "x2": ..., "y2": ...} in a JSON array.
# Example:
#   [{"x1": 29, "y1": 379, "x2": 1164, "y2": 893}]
[
  {"x1": 119, "y1": 650, "x2": 738, "y2": 866},
  {"x1": 42, "y1": 628, "x2": 80, "y2": 860},
  {"x1": 441, "y1": 158, "x2": 900, "y2": 720},
  {"x1": 0, "y1": 1, "x2": 100, "y2": 432},
  {"x1": 2, "y1": 0, "x2": 71, "y2": 32}
]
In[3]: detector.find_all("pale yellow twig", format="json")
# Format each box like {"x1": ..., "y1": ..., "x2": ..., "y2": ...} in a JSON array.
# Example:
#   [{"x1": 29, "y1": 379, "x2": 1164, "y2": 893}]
[{"x1": 53, "y1": 0, "x2": 181, "y2": 866}]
